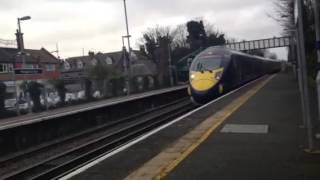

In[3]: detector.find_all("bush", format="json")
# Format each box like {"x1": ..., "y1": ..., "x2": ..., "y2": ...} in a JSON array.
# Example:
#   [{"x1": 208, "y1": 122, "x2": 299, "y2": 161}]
[
  {"x1": 27, "y1": 81, "x2": 44, "y2": 112},
  {"x1": 49, "y1": 79, "x2": 67, "y2": 104},
  {"x1": 84, "y1": 79, "x2": 92, "y2": 100}
]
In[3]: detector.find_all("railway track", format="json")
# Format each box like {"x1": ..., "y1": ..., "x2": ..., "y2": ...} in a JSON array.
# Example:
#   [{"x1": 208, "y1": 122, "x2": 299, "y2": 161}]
[{"x1": 1, "y1": 98, "x2": 194, "y2": 180}]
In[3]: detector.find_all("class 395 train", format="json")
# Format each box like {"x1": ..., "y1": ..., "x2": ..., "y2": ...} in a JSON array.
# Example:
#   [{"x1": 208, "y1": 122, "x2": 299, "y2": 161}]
[{"x1": 188, "y1": 47, "x2": 281, "y2": 104}]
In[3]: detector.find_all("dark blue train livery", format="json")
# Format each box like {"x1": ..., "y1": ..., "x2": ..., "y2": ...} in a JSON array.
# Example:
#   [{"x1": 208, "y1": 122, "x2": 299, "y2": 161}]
[{"x1": 188, "y1": 47, "x2": 281, "y2": 104}]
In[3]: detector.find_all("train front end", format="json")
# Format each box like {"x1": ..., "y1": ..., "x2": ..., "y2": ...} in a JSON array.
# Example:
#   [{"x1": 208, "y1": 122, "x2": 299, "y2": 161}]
[{"x1": 188, "y1": 48, "x2": 226, "y2": 104}]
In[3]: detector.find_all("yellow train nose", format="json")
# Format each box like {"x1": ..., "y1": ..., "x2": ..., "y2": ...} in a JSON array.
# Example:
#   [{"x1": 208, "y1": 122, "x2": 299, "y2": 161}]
[
  {"x1": 190, "y1": 68, "x2": 223, "y2": 92},
  {"x1": 191, "y1": 78, "x2": 216, "y2": 91}
]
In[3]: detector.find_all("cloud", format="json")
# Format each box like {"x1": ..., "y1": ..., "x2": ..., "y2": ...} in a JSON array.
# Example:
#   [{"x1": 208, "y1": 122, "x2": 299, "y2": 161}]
[
  {"x1": 0, "y1": 0, "x2": 284, "y2": 58},
  {"x1": 0, "y1": 0, "x2": 25, "y2": 10}
]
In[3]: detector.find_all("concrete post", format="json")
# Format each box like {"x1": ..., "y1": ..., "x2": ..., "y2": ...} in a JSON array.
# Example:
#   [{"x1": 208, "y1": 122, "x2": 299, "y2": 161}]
[
  {"x1": 168, "y1": 43, "x2": 174, "y2": 86},
  {"x1": 295, "y1": 31, "x2": 307, "y2": 127},
  {"x1": 313, "y1": 0, "x2": 320, "y2": 63},
  {"x1": 313, "y1": 0, "x2": 320, "y2": 124},
  {"x1": 297, "y1": 0, "x2": 314, "y2": 150}
]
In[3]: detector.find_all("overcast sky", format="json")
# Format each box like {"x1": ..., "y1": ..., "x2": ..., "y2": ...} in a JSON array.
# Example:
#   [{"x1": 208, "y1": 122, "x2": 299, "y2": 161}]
[{"x1": 0, "y1": 0, "x2": 287, "y2": 59}]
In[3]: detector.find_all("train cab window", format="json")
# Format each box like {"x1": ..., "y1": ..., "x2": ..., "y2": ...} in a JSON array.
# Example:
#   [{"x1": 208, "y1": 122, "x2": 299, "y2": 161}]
[{"x1": 190, "y1": 55, "x2": 222, "y2": 71}]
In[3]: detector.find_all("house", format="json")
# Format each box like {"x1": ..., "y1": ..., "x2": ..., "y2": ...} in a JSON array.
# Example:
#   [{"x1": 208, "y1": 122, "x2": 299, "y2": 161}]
[
  {"x1": 0, "y1": 47, "x2": 61, "y2": 98},
  {"x1": 62, "y1": 48, "x2": 157, "y2": 94}
]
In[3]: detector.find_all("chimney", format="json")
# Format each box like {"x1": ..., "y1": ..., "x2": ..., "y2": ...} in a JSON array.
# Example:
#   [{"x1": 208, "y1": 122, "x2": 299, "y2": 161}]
[{"x1": 88, "y1": 51, "x2": 95, "y2": 58}]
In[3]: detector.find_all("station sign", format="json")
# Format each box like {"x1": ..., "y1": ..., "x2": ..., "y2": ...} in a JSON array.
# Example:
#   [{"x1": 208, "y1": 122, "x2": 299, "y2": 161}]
[{"x1": 14, "y1": 68, "x2": 43, "y2": 75}]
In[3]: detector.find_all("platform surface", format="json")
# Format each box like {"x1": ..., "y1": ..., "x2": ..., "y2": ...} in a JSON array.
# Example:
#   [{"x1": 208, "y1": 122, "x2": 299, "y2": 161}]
[
  {"x1": 68, "y1": 72, "x2": 320, "y2": 180},
  {"x1": 167, "y1": 72, "x2": 320, "y2": 180}
]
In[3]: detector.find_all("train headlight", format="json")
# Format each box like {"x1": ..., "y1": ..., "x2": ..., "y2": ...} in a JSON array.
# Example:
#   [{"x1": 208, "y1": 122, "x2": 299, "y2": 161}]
[
  {"x1": 215, "y1": 71, "x2": 222, "y2": 80},
  {"x1": 190, "y1": 74, "x2": 195, "y2": 80}
]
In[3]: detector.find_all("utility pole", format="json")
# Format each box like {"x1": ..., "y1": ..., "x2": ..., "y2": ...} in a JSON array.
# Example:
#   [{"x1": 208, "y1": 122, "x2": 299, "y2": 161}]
[
  {"x1": 54, "y1": 43, "x2": 60, "y2": 58},
  {"x1": 122, "y1": 36, "x2": 125, "y2": 48},
  {"x1": 297, "y1": 0, "x2": 314, "y2": 150}
]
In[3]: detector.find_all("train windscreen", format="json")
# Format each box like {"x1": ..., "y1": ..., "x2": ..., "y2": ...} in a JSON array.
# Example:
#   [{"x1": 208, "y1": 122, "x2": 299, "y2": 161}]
[{"x1": 190, "y1": 55, "x2": 222, "y2": 71}]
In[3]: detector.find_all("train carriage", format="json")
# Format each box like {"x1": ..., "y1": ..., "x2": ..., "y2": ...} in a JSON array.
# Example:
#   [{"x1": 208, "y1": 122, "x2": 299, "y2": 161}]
[{"x1": 189, "y1": 47, "x2": 281, "y2": 104}]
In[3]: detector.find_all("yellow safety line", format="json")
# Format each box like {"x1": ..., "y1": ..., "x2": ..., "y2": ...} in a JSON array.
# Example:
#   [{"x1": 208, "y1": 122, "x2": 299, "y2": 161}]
[
  {"x1": 155, "y1": 117, "x2": 225, "y2": 180},
  {"x1": 124, "y1": 75, "x2": 275, "y2": 180}
]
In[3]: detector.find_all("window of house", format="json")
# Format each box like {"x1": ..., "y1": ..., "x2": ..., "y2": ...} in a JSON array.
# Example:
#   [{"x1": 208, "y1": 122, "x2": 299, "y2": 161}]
[
  {"x1": 46, "y1": 64, "x2": 56, "y2": 71},
  {"x1": 25, "y1": 64, "x2": 34, "y2": 69},
  {"x1": 0, "y1": 64, "x2": 13, "y2": 73},
  {"x1": 8, "y1": 64, "x2": 13, "y2": 72},
  {"x1": 91, "y1": 58, "x2": 98, "y2": 66},
  {"x1": 64, "y1": 62, "x2": 70, "y2": 70},
  {"x1": 33, "y1": 64, "x2": 39, "y2": 69},
  {"x1": 130, "y1": 52, "x2": 137, "y2": 60},
  {"x1": 77, "y1": 61, "x2": 83, "y2": 69},
  {"x1": 105, "y1": 57, "x2": 113, "y2": 65},
  {"x1": 0, "y1": 64, "x2": 7, "y2": 73}
]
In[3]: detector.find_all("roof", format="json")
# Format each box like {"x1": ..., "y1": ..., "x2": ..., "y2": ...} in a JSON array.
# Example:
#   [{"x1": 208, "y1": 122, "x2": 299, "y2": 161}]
[
  {"x1": 66, "y1": 56, "x2": 91, "y2": 65},
  {"x1": 0, "y1": 47, "x2": 60, "y2": 64},
  {"x1": 65, "y1": 50, "x2": 157, "y2": 76},
  {"x1": 65, "y1": 51, "x2": 123, "y2": 69}
]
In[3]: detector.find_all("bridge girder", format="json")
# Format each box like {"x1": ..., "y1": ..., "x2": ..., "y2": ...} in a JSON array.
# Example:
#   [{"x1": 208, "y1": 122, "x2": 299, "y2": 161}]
[{"x1": 225, "y1": 36, "x2": 293, "y2": 51}]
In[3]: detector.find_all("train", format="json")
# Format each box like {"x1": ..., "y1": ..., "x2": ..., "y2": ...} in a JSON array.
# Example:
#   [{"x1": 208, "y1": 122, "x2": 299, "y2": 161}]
[{"x1": 188, "y1": 47, "x2": 281, "y2": 104}]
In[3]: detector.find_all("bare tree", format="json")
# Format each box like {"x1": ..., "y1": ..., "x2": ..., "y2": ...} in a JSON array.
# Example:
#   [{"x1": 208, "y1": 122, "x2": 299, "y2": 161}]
[
  {"x1": 272, "y1": 0, "x2": 295, "y2": 36},
  {"x1": 142, "y1": 25, "x2": 173, "y2": 43},
  {"x1": 171, "y1": 24, "x2": 188, "y2": 48},
  {"x1": 273, "y1": 0, "x2": 317, "y2": 78},
  {"x1": 88, "y1": 61, "x2": 121, "y2": 97},
  {"x1": 138, "y1": 25, "x2": 175, "y2": 59}
]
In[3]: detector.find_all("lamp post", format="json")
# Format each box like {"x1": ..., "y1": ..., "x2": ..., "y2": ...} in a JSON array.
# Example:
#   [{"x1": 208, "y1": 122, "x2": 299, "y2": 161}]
[
  {"x1": 122, "y1": 35, "x2": 131, "y2": 95},
  {"x1": 122, "y1": 35, "x2": 131, "y2": 49},
  {"x1": 17, "y1": 16, "x2": 31, "y2": 65},
  {"x1": 123, "y1": 0, "x2": 131, "y2": 52},
  {"x1": 17, "y1": 16, "x2": 32, "y2": 114},
  {"x1": 122, "y1": 0, "x2": 131, "y2": 95}
]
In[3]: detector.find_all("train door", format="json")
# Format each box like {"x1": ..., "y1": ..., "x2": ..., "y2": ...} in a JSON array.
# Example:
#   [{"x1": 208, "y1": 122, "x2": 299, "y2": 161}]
[
  {"x1": 219, "y1": 56, "x2": 232, "y2": 90},
  {"x1": 231, "y1": 55, "x2": 242, "y2": 87}
]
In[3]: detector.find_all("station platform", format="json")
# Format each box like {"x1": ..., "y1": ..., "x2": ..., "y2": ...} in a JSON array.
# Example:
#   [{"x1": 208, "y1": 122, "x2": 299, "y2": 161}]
[
  {"x1": 0, "y1": 86, "x2": 186, "y2": 131},
  {"x1": 68, "y1": 72, "x2": 320, "y2": 180},
  {"x1": 164, "y1": 73, "x2": 320, "y2": 180}
]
